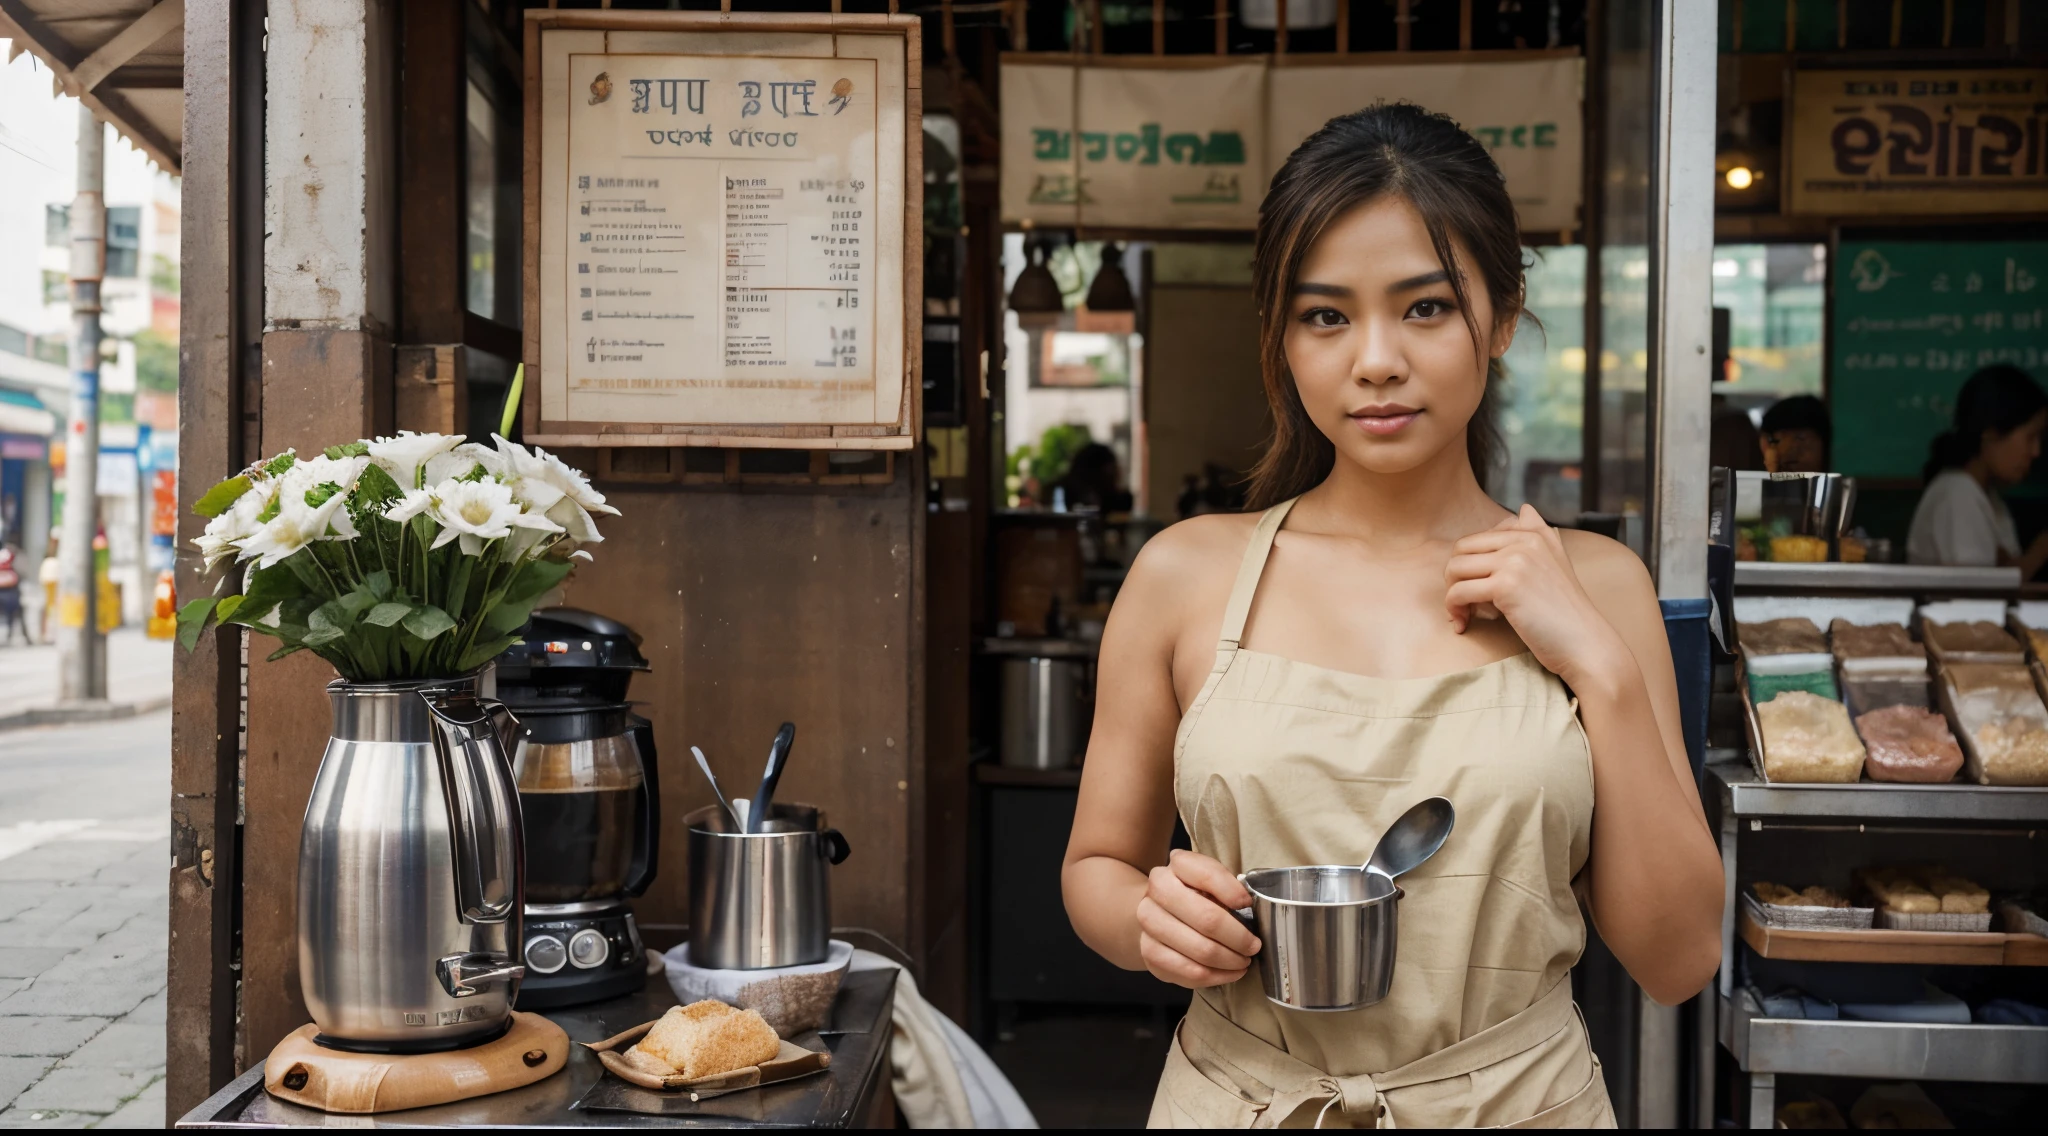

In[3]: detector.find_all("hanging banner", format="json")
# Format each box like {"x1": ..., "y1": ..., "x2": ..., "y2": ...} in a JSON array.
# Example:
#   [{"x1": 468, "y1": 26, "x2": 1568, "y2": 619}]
[
  {"x1": 1001, "y1": 54, "x2": 1582, "y2": 234},
  {"x1": 1788, "y1": 69, "x2": 2048, "y2": 216},
  {"x1": 1268, "y1": 58, "x2": 1583, "y2": 233},
  {"x1": 526, "y1": 11, "x2": 917, "y2": 449},
  {"x1": 1002, "y1": 59, "x2": 1266, "y2": 230}
]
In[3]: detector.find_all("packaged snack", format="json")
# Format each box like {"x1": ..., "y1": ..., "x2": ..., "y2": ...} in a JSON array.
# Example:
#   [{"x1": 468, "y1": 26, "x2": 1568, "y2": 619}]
[
  {"x1": 1924, "y1": 620, "x2": 2022, "y2": 657},
  {"x1": 1829, "y1": 620, "x2": 1919, "y2": 659},
  {"x1": 1769, "y1": 535, "x2": 1829, "y2": 563},
  {"x1": 1739, "y1": 617, "x2": 1827, "y2": 656},
  {"x1": 1853, "y1": 704, "x2": 1963, "y2": 783},
  {"x1": 1942, "y1": 663, "x2": 2048, "y2": 785},
  {"x1": 1753, "y1": 882, "x2": 1851, "y2": 909},
  {"x1": 1755, "y1": 690, "x2": 1867, "y2": 783}
]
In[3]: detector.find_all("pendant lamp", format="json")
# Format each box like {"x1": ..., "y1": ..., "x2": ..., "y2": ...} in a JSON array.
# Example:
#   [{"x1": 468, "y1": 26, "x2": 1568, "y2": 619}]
[
  {"x1": 1084, "y1": 241, "x2": 1135, "y2": 313},
  {"x1": 1008, "y1": 237, "x2": 1065, "y2": 328}
]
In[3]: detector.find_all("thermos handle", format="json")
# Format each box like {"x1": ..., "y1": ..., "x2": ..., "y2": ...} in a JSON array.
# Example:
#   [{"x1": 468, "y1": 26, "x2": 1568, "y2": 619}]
[
  {"x1": 423, "y1": 688, "x2": 523, "y2": 924},
  {"x1": 622, "y1": 714, "x2": 660, "y2": 898},
  {"x1": 820, "y1": 827, "x2": 852, "y2": 865}
]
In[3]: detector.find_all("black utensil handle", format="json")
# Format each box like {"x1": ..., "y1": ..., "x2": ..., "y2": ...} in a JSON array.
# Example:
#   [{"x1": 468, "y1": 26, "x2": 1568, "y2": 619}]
[
  {"x1": 820, "y1": 827, "x2": 851, "y2": 865},
  {"x1": 622, "y1": 715, "x2": 659, "y2": 898}
]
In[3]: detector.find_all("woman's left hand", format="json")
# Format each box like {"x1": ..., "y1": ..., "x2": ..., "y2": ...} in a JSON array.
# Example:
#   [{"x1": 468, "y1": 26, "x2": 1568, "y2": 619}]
[{"x1": 1444, "y1": 505, "x2": 1632, "y2": 690}]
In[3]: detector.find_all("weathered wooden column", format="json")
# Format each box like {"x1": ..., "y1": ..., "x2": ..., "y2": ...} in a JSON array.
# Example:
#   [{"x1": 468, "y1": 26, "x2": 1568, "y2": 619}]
[
  {"x1": 238, "y1": 0, "x2": 400, "y2": 1068},
  {"x1": 169, "y1": 0, "x2": 262, "y2": 1116}
]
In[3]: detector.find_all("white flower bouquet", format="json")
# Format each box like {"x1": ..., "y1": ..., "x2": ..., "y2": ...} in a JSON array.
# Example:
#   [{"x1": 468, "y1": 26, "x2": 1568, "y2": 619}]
[{"x1": 177, "y1": 432, "x2": 615, "y2": 681}]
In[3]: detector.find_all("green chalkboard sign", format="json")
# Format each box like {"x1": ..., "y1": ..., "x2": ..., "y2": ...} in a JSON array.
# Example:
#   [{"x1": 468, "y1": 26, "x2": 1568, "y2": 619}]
[{"x1": 1832, "y1": 241, "x2": 2047, "y2": 479}]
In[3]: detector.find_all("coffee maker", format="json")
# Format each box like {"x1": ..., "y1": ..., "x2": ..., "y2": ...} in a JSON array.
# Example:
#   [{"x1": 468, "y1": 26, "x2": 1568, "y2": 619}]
[{"x1": 492, "y1": 608, "x2": 659, "y2": 1009}]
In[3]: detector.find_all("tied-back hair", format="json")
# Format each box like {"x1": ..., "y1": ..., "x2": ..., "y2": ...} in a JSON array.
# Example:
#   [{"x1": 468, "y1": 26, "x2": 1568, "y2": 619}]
[
  {"x1": 1923, "y1": 364, "x2": 2048, "y2": 483},
  {"x1": 1245, "y1": 102, "x2": 1528, "y2": 511}
]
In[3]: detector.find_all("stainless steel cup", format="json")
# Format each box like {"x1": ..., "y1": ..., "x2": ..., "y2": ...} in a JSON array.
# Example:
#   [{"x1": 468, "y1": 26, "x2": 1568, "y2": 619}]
[
  {"x1": 686, "y1": 803, "x2": 851, "y2": 969},
  {"x1": 1239, "y1": 865, "x2": 1401, "y2": 1012}
]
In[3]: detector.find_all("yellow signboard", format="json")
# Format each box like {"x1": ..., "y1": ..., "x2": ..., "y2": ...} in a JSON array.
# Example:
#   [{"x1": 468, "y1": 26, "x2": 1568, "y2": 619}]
[{"x1": 1788, "y1": 69, "x2": 2048, "y2": 216}]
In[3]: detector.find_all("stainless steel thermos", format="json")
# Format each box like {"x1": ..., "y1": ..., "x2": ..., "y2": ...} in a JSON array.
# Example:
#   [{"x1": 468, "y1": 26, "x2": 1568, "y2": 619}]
[
  {"x1": 686, "y1": 803, "x2": 851, "y2": 969},
  {"x1": 298, "y1": 678, "x2": 527, "y2": 1050}
]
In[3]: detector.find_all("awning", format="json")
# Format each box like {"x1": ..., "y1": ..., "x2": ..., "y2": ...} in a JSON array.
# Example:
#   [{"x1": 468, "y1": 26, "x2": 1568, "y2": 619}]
[
  {"x1": 0, "y1": 386, "x2": 56, "y2": 438},
  {"x1": 0, "y1": 0, "x2": 183, "y2": 173}
]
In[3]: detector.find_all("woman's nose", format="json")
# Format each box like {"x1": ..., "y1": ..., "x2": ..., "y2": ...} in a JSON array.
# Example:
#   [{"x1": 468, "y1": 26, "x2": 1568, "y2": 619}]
[{"x1": 1350, "y1": 319, "x2": 1407, "y2": 386}]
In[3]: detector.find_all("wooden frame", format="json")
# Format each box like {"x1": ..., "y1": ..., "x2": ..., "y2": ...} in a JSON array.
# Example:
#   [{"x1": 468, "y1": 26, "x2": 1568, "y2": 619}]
[{"x1": 520, "y1": 10, "x2": 923, "y2": 450}]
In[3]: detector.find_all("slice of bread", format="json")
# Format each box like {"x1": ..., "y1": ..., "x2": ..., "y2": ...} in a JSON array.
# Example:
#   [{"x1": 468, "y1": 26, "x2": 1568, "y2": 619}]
[{"x1": 631, "y1": 1000, "x2": 780, "y2": 1079}]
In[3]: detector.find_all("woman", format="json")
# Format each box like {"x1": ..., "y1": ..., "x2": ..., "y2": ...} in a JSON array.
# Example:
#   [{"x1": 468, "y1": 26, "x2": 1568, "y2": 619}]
[
  {"x1": 1061, "y1": 104, "x2": 1722, "y2": 1129},
  {"x1": 1907, "y1": 365, "x2": 2048, "y2": 576}
]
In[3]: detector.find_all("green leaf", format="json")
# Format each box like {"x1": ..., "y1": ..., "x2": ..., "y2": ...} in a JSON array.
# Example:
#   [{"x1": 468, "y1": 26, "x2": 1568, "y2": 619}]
[
  {"x1": 337, "y1": 587, "x2": 378, "y2": 617},
  {"x1": 308, "y1": 601, "x2": 354, "y2": 634},
  {"x1": 262, "y1": 451, "x2": 298, "y2": 477},
  {"x1": 257, "y1": 496, "x2": 281, "y2": 524},
  {"x1": 304, "y1": 481, "x2": 344, "y2": 509},
  {"x1": 354, "y1": 462, "x2": 402, "y2": 507},
  {"x1": 501, "y1": 557, "x2": 575, "y2": 605},
  {"x1": 216, "y1": 595, "x2": 246, "y2": 623},
  {"x1": 303, "y1": 624, "x2": 348, "y2": 647},
  {"x1": 323, "y1": 441, "x2": 370, "y2": 460},
  {"x1": 221, "y1": 564, "x2": 307, "y2": 628},
  {"x1": 365, "y1": 570, "x2": 392, "y2": 600},
  {"x1": 175, "y1": 598, "x2": 219, "y2": 652},
  {"x1": 364, "y1": 601, "x2": 412, "y2": 628},
  {"x1": 265, "y1": 642, "x2": 306, "y2": 662},
  {"x1": 443, "y1": 555, "x2": 475, "y2": 619},
  {"x1": 483, "y1": 597, "x2": 537, "y2": 635},
  {"x1": 402, "y1": 605, "x2": 458, "y2": 641},
  {"x1": 193, "y1": 476, "x2": 252, "y2": 518},
  {"x1": 458, "y1": 633, "x2": 524, "y2": 673}
]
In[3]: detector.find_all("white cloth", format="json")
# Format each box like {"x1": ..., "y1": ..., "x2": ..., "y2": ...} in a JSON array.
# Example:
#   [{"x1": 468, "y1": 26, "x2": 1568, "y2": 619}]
[
  {"x1": 1908, "y1": 468, "x2": 2020, "y2": 567},
  {"x1": 849, "y1": 949, "x2": 1038, "y2": 1129}
]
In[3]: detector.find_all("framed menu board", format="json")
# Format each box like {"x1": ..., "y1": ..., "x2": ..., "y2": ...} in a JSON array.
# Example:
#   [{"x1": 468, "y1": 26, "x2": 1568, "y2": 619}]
[{"x1": 523, "y1": 10, "x2": 920, "y2": 449}]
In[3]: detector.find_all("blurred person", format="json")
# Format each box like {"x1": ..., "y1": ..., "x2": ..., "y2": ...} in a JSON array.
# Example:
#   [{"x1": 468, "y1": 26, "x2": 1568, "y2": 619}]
[
  {"x1": 37, "y1": 535, "x2": 57, "y2": 643},
  {"x1": 1759, "y1": 395, "x2": 1830, "y2": 473},
  {"x1": 1908, "y1": 365, "x2": 2048, "y2": 575},
  {"x1": 1058, "y1": 443, "x2": 1134, "y2": 514},
  {"x1": 0, "y1": 542, "x2": 23, "y2": 645},
  {"x1": 1709, "y1": 403, "x2": 1765, "y2": 472}
]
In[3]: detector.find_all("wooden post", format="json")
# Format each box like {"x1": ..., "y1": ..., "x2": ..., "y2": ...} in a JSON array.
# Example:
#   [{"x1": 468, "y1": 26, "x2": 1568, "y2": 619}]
[
  {"x1": 1890, "y1": 0, "x2": 1902, "y2": 47},
  {"x1": 1337, "y1": 0, "x2": 1349, "y2": 54},
  {"x1": 1277, "y1": 0, "x2": 1288, "y2": 56},
  {"x1": 1215, "y1": 0, "x2": 1227, "y2": 54},
  {"x1": 943, "y1": 0, "x2": 956, "y2": 58},
  {"x1": 1460, "y1": 0, "x2": 1472, "y2": 50},
  {"x1": 1397, "y1": 0, "x2": 1412, "y2": 51},
  {"x1": 169, "y1": 0, "x2": 258, "y2": 1117},
  {"x1": 1089, "y1": 0, "x2": 1104, "y2": 55},
  {"x1": 1837, "y1": 0, "x2": 1847, "y2": 49},
  {"x1": 1012, "y1": 0, "x2": 1027, "y2": 51},
  {"x1": 1154, "y1": 0, "x2": 1165, "y2": 55}
]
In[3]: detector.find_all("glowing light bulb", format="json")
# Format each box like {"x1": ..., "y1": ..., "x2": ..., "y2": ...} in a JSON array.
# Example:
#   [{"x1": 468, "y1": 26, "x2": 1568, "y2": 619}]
[{"x1": 1724, "y1": 166, "x2": 1755, "y2": 190}]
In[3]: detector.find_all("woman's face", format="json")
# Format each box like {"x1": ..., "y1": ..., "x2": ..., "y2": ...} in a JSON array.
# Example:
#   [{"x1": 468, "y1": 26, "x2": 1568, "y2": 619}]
[
  {"x1": 1980, "y1": 409, "x2": 2048, "y2": 485},
  {"x1": 1283, "y1": 195, "x2": 1512, "y2": 477}
]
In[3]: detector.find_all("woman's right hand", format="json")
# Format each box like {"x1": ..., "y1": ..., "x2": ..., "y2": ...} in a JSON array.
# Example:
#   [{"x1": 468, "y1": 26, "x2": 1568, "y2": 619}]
[{"x1": 1136, "y1": 849, "x2": 1262, "y2": 988}]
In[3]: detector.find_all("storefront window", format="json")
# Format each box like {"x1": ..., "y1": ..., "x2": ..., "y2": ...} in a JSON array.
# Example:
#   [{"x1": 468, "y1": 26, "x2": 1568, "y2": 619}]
[
  {"x1": 1712, "y1": 243, "x2": 1825, "y2": 405},
  {"x1": 1499, "y1": 246, "x2": 1586, "y2": 523}
]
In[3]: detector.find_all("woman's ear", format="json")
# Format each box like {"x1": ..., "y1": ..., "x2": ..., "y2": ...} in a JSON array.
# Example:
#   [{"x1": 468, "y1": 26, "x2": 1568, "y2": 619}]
[{"x1": 1490, "y1": 300, "x2": 1522, "y2": 360}]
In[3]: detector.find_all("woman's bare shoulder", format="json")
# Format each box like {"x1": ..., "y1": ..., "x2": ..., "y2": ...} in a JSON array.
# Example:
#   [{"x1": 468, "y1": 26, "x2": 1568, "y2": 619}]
[
  {"x1": 1558, "y1": 528, "x2": 1661, "y2": 630},
  {"x1": 1115, "y1": 513, "x2": 1260, "y2": 622}
]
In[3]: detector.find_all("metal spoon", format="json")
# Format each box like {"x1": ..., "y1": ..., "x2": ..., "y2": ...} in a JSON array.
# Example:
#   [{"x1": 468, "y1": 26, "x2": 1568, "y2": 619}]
[
  {"x1": 690, "y1": 745, "x2": 741, "y2": 831},
  {"x1": 1365, "y1": 796, "x2": 1456, "y2": 880},
  {"x1": 747, "y1": 722, "x2": 795, "y2": 834}
]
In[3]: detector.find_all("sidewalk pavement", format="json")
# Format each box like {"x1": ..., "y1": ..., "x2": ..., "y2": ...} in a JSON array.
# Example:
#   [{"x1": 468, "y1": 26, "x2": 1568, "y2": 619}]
[{"x1": 0, "y1": 630, "x2": 173, "y2": 732}]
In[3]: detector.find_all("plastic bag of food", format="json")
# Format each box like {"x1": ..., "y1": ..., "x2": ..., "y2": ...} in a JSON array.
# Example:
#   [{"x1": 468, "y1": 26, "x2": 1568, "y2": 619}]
[
  {"x1": 1924, "y1": 620, "x2": 2022, "y2": 659},
  {"x1": 1852, "y1": 704, "x2": 1963, "y2": 783},
  {"x1": 1941, "y1": 663, "x2": 2048, "y2": 786},
  {"x1": 1756, "y1": 690, "x2": 1866, "y2": 783},
  {"x1": 1739, "y1": 617, "x2": 1827, "y2": 656}
]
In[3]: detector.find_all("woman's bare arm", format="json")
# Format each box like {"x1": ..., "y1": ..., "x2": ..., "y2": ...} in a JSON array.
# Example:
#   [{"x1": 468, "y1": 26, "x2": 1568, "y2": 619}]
[
  {"x1": 1561, "y1": 533, "x2": 1724, "y2": 1005},
  {"x1": 1063, "y1": 520, "x2": 1260, "y2": 985}
]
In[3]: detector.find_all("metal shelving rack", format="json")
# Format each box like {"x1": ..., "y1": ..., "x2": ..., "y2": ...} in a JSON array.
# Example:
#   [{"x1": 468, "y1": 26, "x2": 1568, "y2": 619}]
[{"x1": 1706, "y1": 763, "x2": 2048, "y2": 1126}]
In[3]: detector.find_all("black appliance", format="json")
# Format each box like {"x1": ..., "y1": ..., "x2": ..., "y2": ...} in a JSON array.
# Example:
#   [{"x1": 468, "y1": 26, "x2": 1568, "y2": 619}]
[{"x1": 493, "y1": 608, "x2": 659, "y2": 1009}]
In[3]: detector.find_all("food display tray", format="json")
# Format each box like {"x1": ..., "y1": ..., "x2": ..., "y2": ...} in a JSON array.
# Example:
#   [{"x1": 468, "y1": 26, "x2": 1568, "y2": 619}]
[
  {"x1": 1738, "y1": 905, "x2": 2045, "y2": 967},
  {"x1": 1876, "y1": 908, "x2": 1994, "y2": 932},
  {"x1": 1742, "y1": 892, "x2": 1873, "y2": 931}
]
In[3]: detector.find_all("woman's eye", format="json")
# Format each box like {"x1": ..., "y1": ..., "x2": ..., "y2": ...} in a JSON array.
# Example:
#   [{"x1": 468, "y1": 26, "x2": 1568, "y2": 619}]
[
  {"x1": 1299, "y1": 307, "x2": 1347, "y2": 328},
  {"x1": 1407, "y1": 299, "x2": 1455, "y2": 320}
]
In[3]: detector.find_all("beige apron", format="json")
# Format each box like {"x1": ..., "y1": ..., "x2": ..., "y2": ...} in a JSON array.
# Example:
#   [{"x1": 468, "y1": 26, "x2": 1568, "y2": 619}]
[{"x1": 1149, "y1": 499, "x2": 1616, "y2": 1129}]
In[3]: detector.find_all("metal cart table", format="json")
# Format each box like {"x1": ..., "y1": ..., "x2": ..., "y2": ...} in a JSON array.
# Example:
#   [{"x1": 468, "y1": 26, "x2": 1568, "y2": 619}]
[
  {"x1": 1706, "y1": 762, "x2": 2048, "y2": 1127},
  {"x1": 174, "y1": 967, "x2": 897, "y2": 1128}
]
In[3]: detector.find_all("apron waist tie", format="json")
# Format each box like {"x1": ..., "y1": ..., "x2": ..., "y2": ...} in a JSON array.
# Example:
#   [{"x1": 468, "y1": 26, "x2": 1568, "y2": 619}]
[{"x1": 1182, "y1": 980, "x2": 1579, "y2": 1129}]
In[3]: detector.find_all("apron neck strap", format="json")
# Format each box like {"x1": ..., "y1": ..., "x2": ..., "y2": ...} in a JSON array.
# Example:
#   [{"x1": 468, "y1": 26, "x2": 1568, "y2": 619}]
[{"x1": 1217, "y1": 498, "x2": 1298, "y2": 651}]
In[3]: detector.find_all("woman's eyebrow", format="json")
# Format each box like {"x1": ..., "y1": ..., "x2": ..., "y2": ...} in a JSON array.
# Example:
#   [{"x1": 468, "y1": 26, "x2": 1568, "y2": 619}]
[
  {"x1": 1294, "y1": 281, "x2": 1350, "y2": 297},
  {"x1": 1389, "y1": 269, "x2": 1450, "y2": 292}
]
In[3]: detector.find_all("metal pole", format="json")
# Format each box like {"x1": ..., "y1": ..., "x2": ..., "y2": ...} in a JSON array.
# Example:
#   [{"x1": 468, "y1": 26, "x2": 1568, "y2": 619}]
[{"x1": 58, "y1": 105, "x2": 106, "y2": 702}]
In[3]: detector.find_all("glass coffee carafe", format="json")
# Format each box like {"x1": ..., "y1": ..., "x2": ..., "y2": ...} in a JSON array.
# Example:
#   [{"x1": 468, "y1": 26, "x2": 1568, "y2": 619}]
[{"x1": 511, "y1": 706, "x2": 656, "y2": 904}]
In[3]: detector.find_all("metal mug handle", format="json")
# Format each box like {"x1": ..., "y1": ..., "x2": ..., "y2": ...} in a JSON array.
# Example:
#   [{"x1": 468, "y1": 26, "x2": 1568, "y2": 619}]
[
  {"x1": 422, "y1": 687, "x2": 523, "y2": 925},
  {"x1": 819, "y1": 827, "x2": 852, "y2": 865}
]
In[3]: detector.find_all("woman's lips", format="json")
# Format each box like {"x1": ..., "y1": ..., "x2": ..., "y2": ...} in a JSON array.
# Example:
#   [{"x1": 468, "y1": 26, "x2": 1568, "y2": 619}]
[{"x1": 1351, "y1": 408, "x2": 1420, "y2": 436}]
